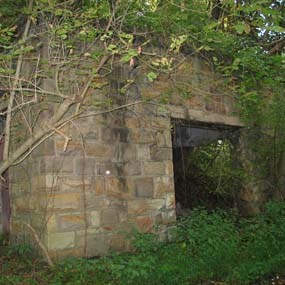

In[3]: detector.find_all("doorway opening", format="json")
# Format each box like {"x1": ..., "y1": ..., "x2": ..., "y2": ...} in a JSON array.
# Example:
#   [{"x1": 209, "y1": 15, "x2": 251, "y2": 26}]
[{"x1": 172, "y1": 119, "x2": 241, "y2": 216}]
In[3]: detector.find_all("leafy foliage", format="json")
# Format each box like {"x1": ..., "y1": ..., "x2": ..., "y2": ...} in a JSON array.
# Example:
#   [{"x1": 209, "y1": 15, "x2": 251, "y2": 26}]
[{"x1": 2, "y1": 202, "x2": 285, "y2": 284}]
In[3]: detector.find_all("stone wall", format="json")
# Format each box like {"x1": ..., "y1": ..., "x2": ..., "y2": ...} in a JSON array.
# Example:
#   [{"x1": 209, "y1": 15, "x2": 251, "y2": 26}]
[{"x1": 8, "y1": 55, "x2": 242, "y2": 259}]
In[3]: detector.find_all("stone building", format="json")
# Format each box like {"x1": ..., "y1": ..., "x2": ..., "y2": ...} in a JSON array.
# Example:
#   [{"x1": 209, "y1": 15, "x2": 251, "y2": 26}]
[{"x1": 0, "y1": 55, "x2": 245, "y2": 260}]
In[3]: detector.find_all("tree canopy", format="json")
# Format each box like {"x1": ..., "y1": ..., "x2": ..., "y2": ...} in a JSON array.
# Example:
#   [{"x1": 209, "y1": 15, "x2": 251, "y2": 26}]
[{"x1": 0, "y1": 0, "x2": 284, "y2": 179}]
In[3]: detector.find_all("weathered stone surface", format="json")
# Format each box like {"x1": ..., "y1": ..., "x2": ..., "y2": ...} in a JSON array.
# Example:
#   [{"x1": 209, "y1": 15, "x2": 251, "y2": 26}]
[
  {"x1": 105, "y1": 177, "x2": 130, "y2": 199},
  {"x1": 101, "y1": 208, "x2": 119, "y2": 225},
  {"x1": 125, "y1": 117, "x2": 141, "y2": 128},
  {"x1": 89, "y1": 211, "x2": 100, "y2": 227},
  {"x1": 74, "y1": 158, "x2": 96, "y2": 175},
  {"x1": 56, "y1": 140, "x2": 83, "y2": 156},
  {"x1": 39, "y1": 193, "x2": 81, "y2": 211},
  {"x1": 92, "y1": 178, "x2": 105, "y2": 195},
  {"x1": 85, "y1": 143, "x2": 114, "y2": 157},
  {"x1": 130, "y1": 129, "x2": 155, "y2": 144},
  {"x1": 101, "y1": 127, "x2": 129, "y2": 143},
  {"x1": 161, "y1": 210, "x2": 176, "y2": 224},
  {"x1": 85, "y1": 234, "x2": 110, "y2": 256},
  {"x1": 136, "y1": 145, "x2": 150, "y2": 161},
  {"x1": 57, "y1": 214, "x2": 87, "y2": 231},
  {"x1": 165, "y1": 193, "x2": 176, "y2": 209},
  {"x1": 48, "y1": 232, "x2": 75, "y2": 250},
  {"x1": 150, "y1": 147, "x2": 172, "y2": 161},
  {"x1": 128, "y1": 199, "x2": 165, "y2": 216},
  {"x1": 134, "y1": 178, "x2": 153, "y2": 198},
  {"x1": 40, "y1": 157, "x2": 74, "y2": 174},
  {"x1": 115, "y1": 143, "x2": 136, "y2": 161},
  {"x1": 109, "y1": 234, "x2": 128, "y2": 251},
  {"x1": 135, "y1": 216, "x2": 153, "y2": 232},
  {"x1": 143, "y1": 162, "x2": 166, "y2": 175},
  {"x1": 165, "y1": 161, "x2": 174, "y2": 176},
  {"x1": 151, "y1": 117, "x2": 169, "y2": 129}
]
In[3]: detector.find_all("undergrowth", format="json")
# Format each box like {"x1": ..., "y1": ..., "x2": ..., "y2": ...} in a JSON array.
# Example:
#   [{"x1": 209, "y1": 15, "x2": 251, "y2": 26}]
[{"x1": 1, "y1": 201, "x2": 285, "y2": 285}]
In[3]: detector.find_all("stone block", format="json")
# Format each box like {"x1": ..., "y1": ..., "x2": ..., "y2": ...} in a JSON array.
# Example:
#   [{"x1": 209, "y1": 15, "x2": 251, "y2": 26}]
[
  {"x1": 165, "y1": 193, "x2": 176, "y2": 209},
  {"x1": 150, "y1": 147, "x2": 172, "y2": 161},
  {"x1": 143, "y1": 162, "x2": 166, "y2": 175},
  {"x1": 134, "y1": 178, "x2": 153, "y2": 198},
  {"x1": 109, "y1": 234, "x2": 128, "y2": 251},
  {"x1": 56, "y1": 140, "x2": 83, "y2": 156},
  {"x1": 85, "y1": 143, "x2": 114, "y2": 157},
  {"x1": 86, "y1": 196, "x2": 110, "y2": 210},
  {"x1": 59, "y1": 177, "x2": 92, "y2": 192},
  {"x1": 154, "y1": 180, "x2": 174, "y2": 198},
  {"x1": 39, "y1": 192, "x2": 81, "y2": 211},
  {"x1": 89, "y1": 211, "x2": 100, "y2": 227},
  {"x1": 93, "y1": 178, "x2": 105, "y2": 195},
  {"x1": 129, "y1": 129, "x2": 155, "y2": 144},
  {"x1": 128, "y1": 199, "x2": 165, "y2": 216},
  {"x1": 46, "y1": 174, "x2": 58, "y2": 188},
  {"x1": 151, "y1": 117, "x2": 170, "y2": 129},
  {"x1": 85, "y1": 234, "x2": 110, "y2": 256},
  {"x1": 105, "y1": 177, "x2": 130, "y2": 199},
  {"x1": 165, "y1": 161, "x2": 174, "y2": 176},
  {"x1": 74, "y1": 157, "x2": 96, "y2": 176},
  {"x1": 57, "y1": 214, "x2": 87, "y2": 231},
  {"x1": 48, "y1": 231, "x2": 75, "y2": 250},
  {"x1": 101, "y1": 127, "x2": 129, "y2": 143},
  {"x1": 123, "y1": 162, "x2": 141, "y2": 176},
  {"x1": 101, "y1": 208, "x2": 119, "y2": 225},
  {"x1": 136, "y1": 145, "x2": 150, "y2": 161},
  {"x1": 97, "y1": 162, "x2": 140, "y2": 176},
  {"x1": 40, "y1": 157, "x2": 74, "y2": 174},
  {"x1": 125, "y1": 117, "x2": 141, "y2": 128},
  {"x1": 115, "y1": 143, "x2": 136, "y2": 162},
  {"x1": 135, "y1": 216, "x2": 153, "y2": 233},
  {"x1": 161, "y1": 210, "x2": 176, "y2": 224}
]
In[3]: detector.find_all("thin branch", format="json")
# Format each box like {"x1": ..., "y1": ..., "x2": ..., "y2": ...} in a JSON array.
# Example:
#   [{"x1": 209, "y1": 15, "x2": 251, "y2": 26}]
[
  {"x1": 3, "y1": 0, "x2": 34, "y2": 161},
  {"x1": 25, "y1": 223, "x2": 54, "y2": 267}
]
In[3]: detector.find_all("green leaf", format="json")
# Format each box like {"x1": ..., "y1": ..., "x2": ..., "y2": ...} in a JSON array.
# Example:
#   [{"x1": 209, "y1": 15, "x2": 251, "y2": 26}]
[{"x1": 147, "y1": 72, "x2": 158, "y2": 82}]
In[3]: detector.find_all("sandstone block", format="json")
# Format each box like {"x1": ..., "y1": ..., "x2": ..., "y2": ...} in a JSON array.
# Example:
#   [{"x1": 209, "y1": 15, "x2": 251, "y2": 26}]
[
  {"x1": 105, "y1": 177, "x2": 130, "y2": 199},
  {"x1": 115, "y1": 143, "x2": 136, "y2": 162},
  {"x1": 93, "y1": 178, "x2": 105, "y2": 195},
  {"x1": 151, "y1": 117, "x2": 169, "y2": 129},
  {"x1": 109, "y1": 234, "x2": 128, "y2": 251},
  {"x1": 39, "y1": 192, "x2": 81, "y2": 211},
  {"x1": 101, "y1": 208, "x2": 119, "y2": 225},
  {"x1": 128, "y1": 199, "x2": 165, "y2": 216},
  {"x1": 161, "y1": 210, "x2": 176, "y2": 224},
  {"x1": 165, "y1": 193, "x2": 176, "y2": 209},
  {"x1": 135, "y1": 216, "x2": 153, "y2": 232},
  {"x1": 150, "y1": 147, "x2": 172, "y2": 161},
  {"x1": 134, "y1": 178, "x2": 153, "y2": 198},
  {"x1": 57, "y1": 214, "x2": 87, "y2": 231},
  {"x1": 165, "y1": 160, "x2": 174, "y2": 176},
  {"x1": 56, "y1": 140, "x2": 83, "y2": 156},
  {"x1": 48, "y1": 232, "x2": 75, "y2": 250},
  {"x1": 85, "y1": 143, "x2": 114, "y2": 157},
  {"x1": 130, "y1": 129, "x2": 155, "y2": 144},
  {"x1": 143, "y1": 162, "x2": 166, "y2": 175},
  {"x1": 101, "y1": 127, "x2": 129, "y2": 143},
  {"x1": 125, "y1": 117, "x2": 141, "y2": 128},
  {"x1": 90, "y1": 211, "x2": 100, "y2": 227},
  {"x1": 75, "y1": 157, "x2": 96, "y2": 175},
  {"x1": 40, "y1": 157, "x2": 74, "y2": 174},
  {"x1": 136, "y1": 145, "x2": 150, "y2": 161}
]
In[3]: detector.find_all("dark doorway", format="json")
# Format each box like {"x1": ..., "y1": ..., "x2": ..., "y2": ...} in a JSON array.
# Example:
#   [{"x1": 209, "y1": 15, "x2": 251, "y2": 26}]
[{"x1": 172, "y1": 119, "x2": 241, "y2": 215}]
